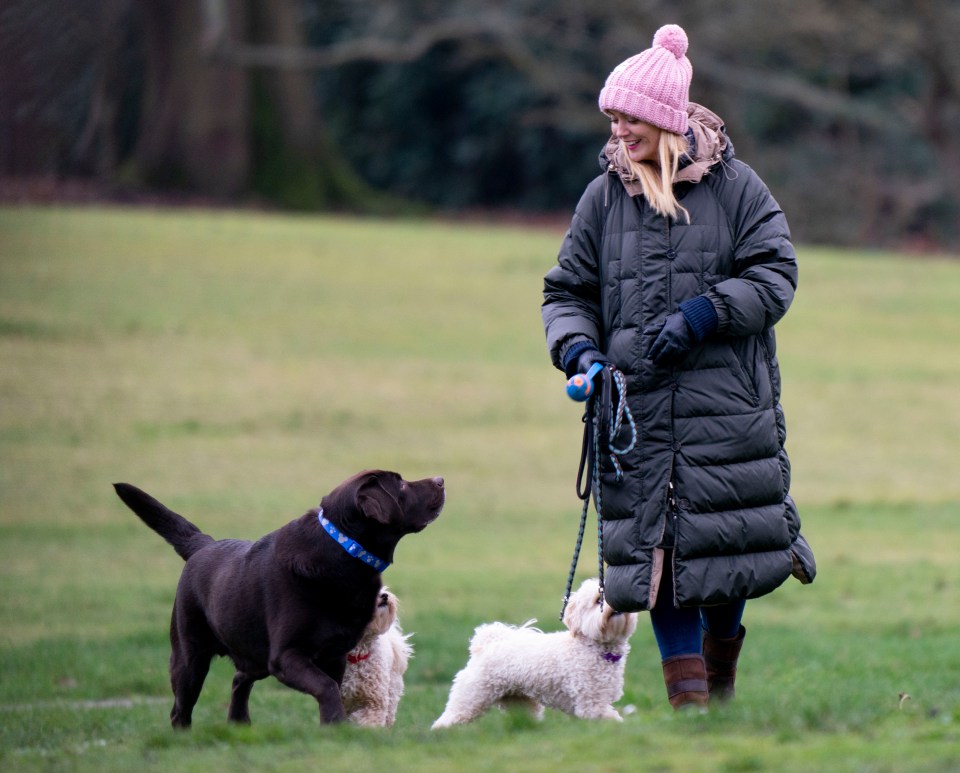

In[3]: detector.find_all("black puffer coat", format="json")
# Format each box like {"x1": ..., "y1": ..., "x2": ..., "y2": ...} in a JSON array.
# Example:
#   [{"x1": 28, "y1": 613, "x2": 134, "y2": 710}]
[{"x1": 543, "y1": 104, "x2": 810, "y2": 612}]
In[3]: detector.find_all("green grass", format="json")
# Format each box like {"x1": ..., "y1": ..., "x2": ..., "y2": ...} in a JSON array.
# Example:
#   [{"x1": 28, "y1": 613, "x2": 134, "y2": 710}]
[{"x1": 1, "y1": 205, "x2": 959, "y2": 771}]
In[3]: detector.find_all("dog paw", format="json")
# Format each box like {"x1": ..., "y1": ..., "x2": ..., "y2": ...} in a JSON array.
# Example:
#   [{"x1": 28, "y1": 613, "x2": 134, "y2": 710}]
[
  {"x1": 431, "y1": 713, "x2": 462, "y2": 730},
  {"x1": 577, "y1": 706, "x2": 623, "y2": 721}
]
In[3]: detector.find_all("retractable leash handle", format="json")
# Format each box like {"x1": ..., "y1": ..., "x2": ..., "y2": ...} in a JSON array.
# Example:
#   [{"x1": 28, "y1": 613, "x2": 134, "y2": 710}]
[{"x1": 565, "y1": 361, "x2": 605, "y2": 401}]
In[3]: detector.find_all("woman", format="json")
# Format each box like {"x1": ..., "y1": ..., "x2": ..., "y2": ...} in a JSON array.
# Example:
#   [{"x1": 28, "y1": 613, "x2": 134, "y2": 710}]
[{"x1": 542, "y1": 24, "x2": 815, "y2": 710}]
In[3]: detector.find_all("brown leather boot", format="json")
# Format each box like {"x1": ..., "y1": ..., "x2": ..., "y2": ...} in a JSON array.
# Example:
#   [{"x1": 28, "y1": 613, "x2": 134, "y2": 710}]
[
  {"x1": 702, "y1": 625, "x2": 745, "y2": 702},
  {"x1": 661, "y1": 654, "x2": 709, "y2": 710}
]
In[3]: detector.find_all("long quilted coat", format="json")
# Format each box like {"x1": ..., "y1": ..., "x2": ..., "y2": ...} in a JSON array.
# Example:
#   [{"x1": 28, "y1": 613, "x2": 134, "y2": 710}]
[{"x1": 542, "y1": 104, "x2": 804, "y2": 612}]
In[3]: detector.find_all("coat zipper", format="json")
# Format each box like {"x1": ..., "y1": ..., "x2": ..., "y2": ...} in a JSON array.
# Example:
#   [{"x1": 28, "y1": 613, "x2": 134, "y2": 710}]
[{"x1": 666, "y1": 218, "x2": 674, "y2": 310}]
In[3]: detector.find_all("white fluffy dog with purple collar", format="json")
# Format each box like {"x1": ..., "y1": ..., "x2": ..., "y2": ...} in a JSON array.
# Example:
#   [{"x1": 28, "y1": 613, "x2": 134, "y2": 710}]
[
  {"x1": 341, "y1": 587, "x2": 412, "y2": 727},
  {"x1": 432, "y1": 578, "x2": 637, "y2": 728}
]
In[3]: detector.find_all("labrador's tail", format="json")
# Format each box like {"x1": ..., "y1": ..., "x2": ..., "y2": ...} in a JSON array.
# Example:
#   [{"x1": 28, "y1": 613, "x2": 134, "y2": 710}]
[{"x1": 113, "y1": 483, "x2": 215, "y2": 561}]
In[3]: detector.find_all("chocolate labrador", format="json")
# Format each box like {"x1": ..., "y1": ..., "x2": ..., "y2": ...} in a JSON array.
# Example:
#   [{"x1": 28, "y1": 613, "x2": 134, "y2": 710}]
[{"x1": 113, "y1": 470, "x2": 444, "y2": 727}]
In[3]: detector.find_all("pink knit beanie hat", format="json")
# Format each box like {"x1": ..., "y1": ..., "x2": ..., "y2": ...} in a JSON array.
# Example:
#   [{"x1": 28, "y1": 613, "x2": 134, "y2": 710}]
[{"x1": 598, "y1": 24, "x2": 692, "y2": 135}]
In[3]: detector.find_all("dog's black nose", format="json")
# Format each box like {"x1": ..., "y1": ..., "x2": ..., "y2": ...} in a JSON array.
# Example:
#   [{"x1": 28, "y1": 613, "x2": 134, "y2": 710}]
[{"x1": 432, "y1": 477, "x2": 444, "y2": 488}]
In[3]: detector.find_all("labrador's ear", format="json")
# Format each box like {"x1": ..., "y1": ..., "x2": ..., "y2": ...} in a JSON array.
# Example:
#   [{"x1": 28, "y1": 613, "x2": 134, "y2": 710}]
[{"x1": 356, "y1": 473, "x2": 402, "y2": 525}]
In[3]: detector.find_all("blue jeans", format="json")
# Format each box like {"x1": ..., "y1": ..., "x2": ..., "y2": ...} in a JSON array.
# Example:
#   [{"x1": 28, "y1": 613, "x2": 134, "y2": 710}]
[{"x1": 649, "y1": 552, "x2": 746, "y2": 660}]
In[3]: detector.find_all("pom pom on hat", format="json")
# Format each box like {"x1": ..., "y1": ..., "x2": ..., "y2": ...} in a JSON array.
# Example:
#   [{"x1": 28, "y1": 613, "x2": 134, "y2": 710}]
[
  {"x1": 598, "y1": 23, "x2": 693, "y2": 135},
  {"x1": 653, "y1": 24, "x2": 688, "y2": 59}
]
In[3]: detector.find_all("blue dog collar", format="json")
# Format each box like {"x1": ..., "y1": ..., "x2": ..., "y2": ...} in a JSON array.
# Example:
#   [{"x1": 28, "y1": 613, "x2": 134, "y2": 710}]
[{"x1": 317, "y1": 509, "x2": 390, "y2": 572}]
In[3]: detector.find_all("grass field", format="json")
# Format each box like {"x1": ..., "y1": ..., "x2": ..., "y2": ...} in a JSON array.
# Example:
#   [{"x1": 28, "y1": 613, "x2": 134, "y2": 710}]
[{"x1": 1, "y1": 205, "x2": 959, "y2": 771}]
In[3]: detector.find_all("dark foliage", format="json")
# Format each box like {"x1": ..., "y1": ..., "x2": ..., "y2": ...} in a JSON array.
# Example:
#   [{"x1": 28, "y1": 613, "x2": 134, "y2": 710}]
[{"x1": 2, "y1": 0, "x2": 958, "y2": 248}]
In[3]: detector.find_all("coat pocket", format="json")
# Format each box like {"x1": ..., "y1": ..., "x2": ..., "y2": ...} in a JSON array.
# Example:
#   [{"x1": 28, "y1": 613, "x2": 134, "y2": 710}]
[{"x1": 727, "y1": 340, "x2": 760, "y2": 407}]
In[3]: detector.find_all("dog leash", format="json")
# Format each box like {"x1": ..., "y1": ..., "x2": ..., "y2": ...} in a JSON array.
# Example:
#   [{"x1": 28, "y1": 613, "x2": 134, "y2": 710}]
[{"x1": 560, "y1": 366, "x2": 636, "y2": 620}]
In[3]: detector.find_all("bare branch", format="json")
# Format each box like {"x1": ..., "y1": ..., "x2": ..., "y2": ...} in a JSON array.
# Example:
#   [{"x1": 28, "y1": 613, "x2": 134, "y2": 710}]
[
  {"x1": 204, "y1": 15, "x2": 513, "y2": 70},
  {"x1": 696, "y1": 54, "x2": 906, "y2": 134}
]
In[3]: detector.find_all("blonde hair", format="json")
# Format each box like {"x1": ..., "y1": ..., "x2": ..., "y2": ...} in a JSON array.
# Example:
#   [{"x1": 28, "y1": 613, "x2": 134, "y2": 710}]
[{"x1": 622, "y1": 131, "x2": 691, "y2": 223}]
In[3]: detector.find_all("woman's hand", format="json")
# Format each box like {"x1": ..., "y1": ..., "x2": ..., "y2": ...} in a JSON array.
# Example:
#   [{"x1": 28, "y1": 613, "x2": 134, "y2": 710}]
[{"x1": 648, "y1": 312, "x2": 695, "y2": 365}]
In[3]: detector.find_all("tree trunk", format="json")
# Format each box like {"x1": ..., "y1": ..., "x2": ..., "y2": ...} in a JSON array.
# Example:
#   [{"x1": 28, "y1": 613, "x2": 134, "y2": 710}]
[
  {"x1": 248, "y1": 0, "x2": 393, "y2": 210},
  {"x1": 135, "y1": 0, "x2": 250, "y2": 196}
]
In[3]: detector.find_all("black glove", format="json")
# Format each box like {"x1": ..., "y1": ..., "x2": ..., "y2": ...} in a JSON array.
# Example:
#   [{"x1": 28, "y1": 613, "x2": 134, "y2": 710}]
[
  {"x1": 573, "y1": 349, "x2": 612, "y2": 376},
  {"x1": 648, "y1": 312, "x2": 695, "y2": 365},
  {"x1": 563, "y1": 342, "x2": 611, "y2": 378},
  {"x1": 649, "y1": 296, "x2": 719, "y2": 366}
]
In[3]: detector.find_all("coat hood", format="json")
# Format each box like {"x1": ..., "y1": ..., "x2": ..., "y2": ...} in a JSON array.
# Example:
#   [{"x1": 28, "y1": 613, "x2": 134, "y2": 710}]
[{"x1": 600, "y1": 102, "x2": 733, "y2": 193}]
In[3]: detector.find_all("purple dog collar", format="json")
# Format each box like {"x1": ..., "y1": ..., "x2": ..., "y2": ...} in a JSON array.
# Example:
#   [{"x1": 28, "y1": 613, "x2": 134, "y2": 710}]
[
  {"x1": 317, "y1": 509, "x2": 390, "y2": 572},
  {"x1": 602, "y1": 652, "x2": 623, "y2": 663}
]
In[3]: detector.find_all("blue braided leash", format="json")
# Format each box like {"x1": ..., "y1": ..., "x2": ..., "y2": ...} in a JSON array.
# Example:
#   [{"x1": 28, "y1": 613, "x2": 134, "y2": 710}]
[{"x1": 560, "y1": 367, "x2": 636, "y2": 620}]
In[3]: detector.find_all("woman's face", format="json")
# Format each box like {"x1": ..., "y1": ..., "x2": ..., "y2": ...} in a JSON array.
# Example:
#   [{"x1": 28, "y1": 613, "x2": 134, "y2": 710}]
[{"x1": 608, "y1": 111, "x2": 661, "y2": 164}]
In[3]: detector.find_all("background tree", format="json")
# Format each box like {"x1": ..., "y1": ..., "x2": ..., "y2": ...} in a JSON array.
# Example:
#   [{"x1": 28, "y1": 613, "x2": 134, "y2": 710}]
[{"x1": 1, "y1": 0, "x2": 957, "y2": 247}]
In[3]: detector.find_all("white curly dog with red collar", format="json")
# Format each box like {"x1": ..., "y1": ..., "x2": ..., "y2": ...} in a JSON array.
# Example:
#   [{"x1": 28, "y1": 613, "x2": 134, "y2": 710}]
[
  {"x1": 432, "y1": 578, "x2": 637, "y2": 727},
  {"x1": 341, "y1": 587, "x2": 412, "y2": 727}
]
